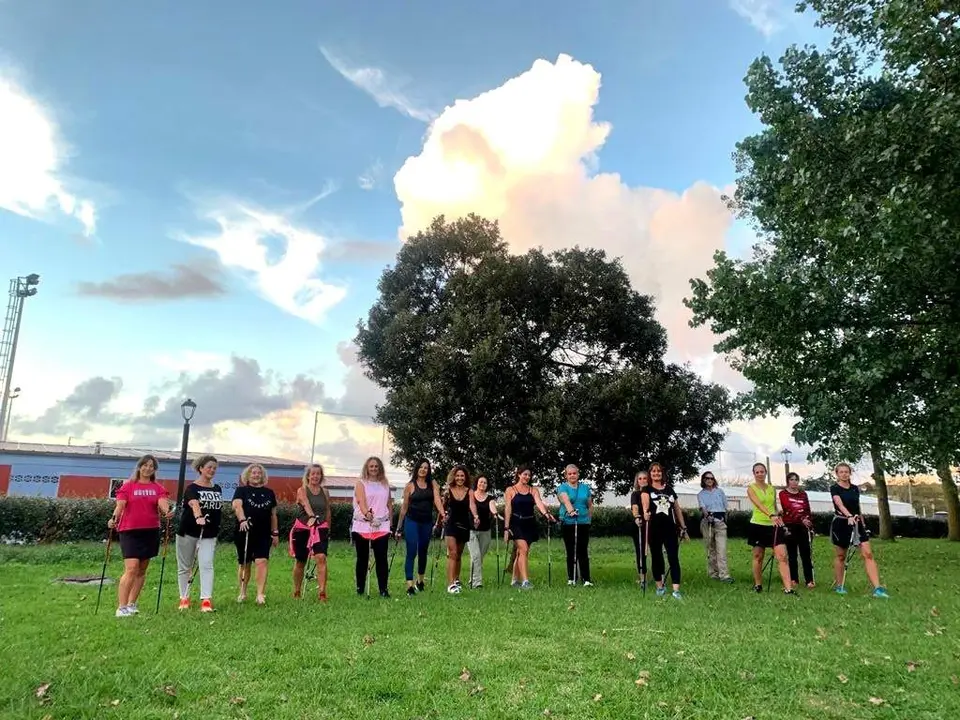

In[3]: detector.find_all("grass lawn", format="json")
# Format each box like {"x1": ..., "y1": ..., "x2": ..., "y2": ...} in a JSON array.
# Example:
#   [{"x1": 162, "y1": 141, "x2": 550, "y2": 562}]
[{"x1": 0, "y1": 537, "x2": 958, "y2": 720}]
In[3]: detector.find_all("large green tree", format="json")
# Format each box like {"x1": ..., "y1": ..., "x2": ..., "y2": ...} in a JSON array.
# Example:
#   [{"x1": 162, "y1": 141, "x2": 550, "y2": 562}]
[
  {"x1": 356, "y1": 214, "x2": 732, "y2": 494},
  {"x1": 688, "y1": 0, "x2": 960, "y2": 539}
]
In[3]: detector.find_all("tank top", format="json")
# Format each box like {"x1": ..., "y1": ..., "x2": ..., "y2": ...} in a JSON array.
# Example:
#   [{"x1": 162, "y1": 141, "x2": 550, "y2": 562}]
[
  {"x1": 408, "y1": 481, "x2": 434, "y2": 524},
  {"x1": 511, "y1": 489, "x2": 535, "y2": 519},
  {"x1": 297, "y1": 486, "x2": 328, "y2": 524},
  {"x1": 352, "y1": 480, "x2": 391, "y2": 535},
  {"x1": 474, "y1": 492, "x2": 492, "y2": 531},
  {"x1": 750, "y1": 483, "x2": 776, "y2": 526},
  {"x1": 446, "y1": 488, "x2": 471, "y2": 529}
]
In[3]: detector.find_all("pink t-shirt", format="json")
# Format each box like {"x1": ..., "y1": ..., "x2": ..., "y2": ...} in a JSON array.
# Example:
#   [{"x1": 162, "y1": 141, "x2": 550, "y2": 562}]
[
  {"x1": 351, "y1": 480, "x2": 391, "y2": 537},
  {"x1": 116, "y1": 481, "x2": 168, "y2": 531}
]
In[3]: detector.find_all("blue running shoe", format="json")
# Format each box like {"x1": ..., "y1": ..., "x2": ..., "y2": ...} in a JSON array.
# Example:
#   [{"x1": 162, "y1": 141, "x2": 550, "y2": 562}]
[
  {"x1": 834, "y1": 584, "x2": 848, "y2": 595},
  {"x1": 872, "y1": 586, "x2": 890, "y2": 599},
  {"x1": 671, "y1": 590, "x2": 683, "y2": 600},
  {"x1": 656, "y1": 586, "x2": 666, "y2": 597}
]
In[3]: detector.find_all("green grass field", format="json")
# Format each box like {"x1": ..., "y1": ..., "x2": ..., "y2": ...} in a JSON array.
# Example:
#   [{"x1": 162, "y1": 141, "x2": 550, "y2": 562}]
[{"x1": 0, "y1": 537, "x2": 957, "y2": 720}]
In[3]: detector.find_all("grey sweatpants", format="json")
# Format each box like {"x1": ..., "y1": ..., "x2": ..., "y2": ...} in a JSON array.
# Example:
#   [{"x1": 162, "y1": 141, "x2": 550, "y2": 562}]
[
  {"x1": 467, "y1": 530, "x2": 492, "y2": 587},
  {"x1": 176, "y1": 534, "x2": 217, "y2": 600}
]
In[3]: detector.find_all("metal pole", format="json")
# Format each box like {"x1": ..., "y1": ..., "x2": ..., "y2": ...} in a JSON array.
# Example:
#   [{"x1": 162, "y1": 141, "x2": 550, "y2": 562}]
[
  {"x1": 0, "y1": 295, "x2": 25, "y2": 442},
  {"x1": 784, "y1": 460, "x2": 791, "y2": 479},
  {"x1": 309, "y1": 410, "x2": 319, "y2": 465},
  {"x1": 175, "y1": 420, "x2": 191, "y2": 507},
  {"x1": 2, "y1": 393, "x2": 14, "y2": 440},
  {"x1": 381, "y1": 426, "x2": 386, "y2": 458}
]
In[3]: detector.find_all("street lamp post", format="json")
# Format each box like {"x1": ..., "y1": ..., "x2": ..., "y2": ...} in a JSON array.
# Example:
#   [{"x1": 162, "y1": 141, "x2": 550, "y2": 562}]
[
  {"x1": 781, "y1": 447, "x2": 792, "y2": 480},
  {"x1": 175, "y1": 398, "x2": 198, "y2": 508},
  {"x1": 0, "y1": 274, "x2": 40, "y2": 442},
  {"x1": 3, "y1": 387, "x2": 20, "y2": 440}
]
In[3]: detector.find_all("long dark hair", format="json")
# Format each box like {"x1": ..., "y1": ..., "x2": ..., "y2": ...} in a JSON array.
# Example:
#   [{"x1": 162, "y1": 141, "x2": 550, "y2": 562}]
[{"x1": 410, "y1": 458, "x2": 433, "y2": 487}]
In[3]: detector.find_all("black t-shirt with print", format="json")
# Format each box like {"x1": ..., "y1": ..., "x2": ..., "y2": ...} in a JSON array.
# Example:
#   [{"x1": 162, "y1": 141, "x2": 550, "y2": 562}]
[
  {"x1": 830, "y1": 483, "x2": 861, "y2": 517},
  {"x1": 178, "y1": 482, "x2": 224, "y2": 537},
  {"x1": 642, "y1": 485, "x2": 678, "y2": 529},
  {"x1": 232, "y1": 485, "x2": 277, "y2": 534}
]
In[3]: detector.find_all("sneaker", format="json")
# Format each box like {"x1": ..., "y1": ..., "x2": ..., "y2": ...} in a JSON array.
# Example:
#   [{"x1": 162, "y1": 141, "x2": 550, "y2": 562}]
[
  {"x1": 115, "y1": 606, "x2": 133, "y2": 618},
  {"x1": 447, "y1": 583, "x2": 460, "y2": 594},
  {"x1": 379, "y1": 590, "x2": 390, "y2": 599},
  {"x1": 671, "y1": 590, "x2": 683, "y2": 600},
  {"x1": 200, "y1": 599, "x2": 215, "y2": 613},
  {"x1": 656, "y1": 586, "x2": 666, "y2": 597},
  {"x1": 783, "y1": 589, "x2": 798, "y2": 596},
  {"x1": 511, "y1": 580, "x2": 521, "y2": 588},
  {"x1": 753, "y1": 584, "x2": 763, "y2": 593},
  {"x1": 835, "y1": 585, "x2": 848, "y2": 595},
  {"x1": 473, "y1": 583, "x2": 483, "y2": 589},
  {"x1": 720, "y1": 577, "x2": 734, "y2": 584},
  {"x1": 255, "y1": 595, "x2": 266, "y2": 605},
  {"x1": 567, "y1": 580, "x2": 575, "y2": 586},
  {"x1": 583, "y1": 581, "x2": 594, "y2": 587},
  {"x1": 126, "y1": 603, "x2": 139, "y2": 614},
  {"x1": 406, "y1": 586, "x2": 416, "y2": 597},
  {"x1": 520, "y1": 580, "x2": 533, "y2": 590},
  {"x1": 415, "y1": 581, "x2": 425, "y2": 592},
  {"x1": 872, "y1": 586, "x2": 890, "y2": 599},
  {"x1": 178, "y1": 598, "x2": 190, "y2": 611}
]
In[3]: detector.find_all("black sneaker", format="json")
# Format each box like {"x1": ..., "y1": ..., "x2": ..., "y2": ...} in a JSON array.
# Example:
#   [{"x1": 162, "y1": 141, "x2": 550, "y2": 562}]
[
  {"x1": 783, "y1": 589, "x2": 798, "y2": 596},
  {"x1": 406, "y1": 586, "x2": 416, "y2": 597},
  {"x1": 415, "y1": 581, "x2": 425, "y2": 592},
  {"x1": 379, "y1": 590, "x2": 390, "y2": 599},
  {"x1": 753, "y1": 584, "x2": 763, "y2": 593}
]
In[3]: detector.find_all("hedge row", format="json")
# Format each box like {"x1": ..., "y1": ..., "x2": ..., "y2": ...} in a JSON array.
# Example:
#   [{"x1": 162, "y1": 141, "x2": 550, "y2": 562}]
[{"x1": 0, "y1": 497, "x2": 947, "y2": 544}]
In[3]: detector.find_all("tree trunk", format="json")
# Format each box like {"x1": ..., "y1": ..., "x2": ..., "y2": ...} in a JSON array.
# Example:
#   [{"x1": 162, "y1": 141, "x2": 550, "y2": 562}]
[
  {"x1": 869, "y1": 442, "x2": 894, "y2": 541},
  {"x1": 936, "y1": 461, "x2": 960, "y2": 541}
]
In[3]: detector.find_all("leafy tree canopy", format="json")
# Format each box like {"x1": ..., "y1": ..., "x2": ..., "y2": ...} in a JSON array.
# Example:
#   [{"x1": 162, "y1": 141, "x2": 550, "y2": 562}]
[{"x1": 356, "y1": 215, "x2": 733, "y2": 495}]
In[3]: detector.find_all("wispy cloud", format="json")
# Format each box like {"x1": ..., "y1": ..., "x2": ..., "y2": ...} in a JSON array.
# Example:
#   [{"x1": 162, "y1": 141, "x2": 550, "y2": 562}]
[
  {"x1": 319, "y1": 46, "x2": 435, "y2": 122},
  {"x1": 76, "y1": 261, "x2": 227, "y2": 301},
  {"x1": 176, "y1": 198, "x2": 347, "y2": 324},
  {"x1": 358, "y1": 159, "x2": 383, "y2": 191},
  {"x1": 729, "y1": 0, "x2": 788, "y2": 37},
  {"x1": 0, "y1": 72, "x2": 97, "y2": 235}
]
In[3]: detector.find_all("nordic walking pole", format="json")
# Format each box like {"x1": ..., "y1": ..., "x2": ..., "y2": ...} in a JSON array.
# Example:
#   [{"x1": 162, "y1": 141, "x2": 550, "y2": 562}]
[
  {"x1": 95, "y1": 512, "x2": 122, "y2": 616},
  {"x1": 430, "y1": 524, "x2": 445, "y2": 588},
  {"x1": 764, "y1": 525, "x2": 779, "y2": 592},
  {"x1": 547, "y1": 519, "x2": 552, "y2": 587},
  {"x1": 573, "y1": 519, "x2": 579, "y2": 586},
  {"x1": 494, "y1": 515, "x2": 501, "y2": 589},
  {"x1": 188, "y1": 516, "x2": 208, "y2": 586},
  {"x1": 239, "y1": 519, "x2": 251, "y2": 600},
  {"x1": 154, "y1": 515, "x2": 172, "y2": 614},
  {"x1": 639, "y1": 519, "x2": 647, "y2": 596},
  {"x1": 840, "y1": 518, "x2": 861, "y2": 590}
]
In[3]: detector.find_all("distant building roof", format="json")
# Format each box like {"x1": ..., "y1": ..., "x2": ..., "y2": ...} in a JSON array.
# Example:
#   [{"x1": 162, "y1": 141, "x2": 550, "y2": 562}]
[{"x1": 0, "y1": 440, "x2": 304, "y2": 469}]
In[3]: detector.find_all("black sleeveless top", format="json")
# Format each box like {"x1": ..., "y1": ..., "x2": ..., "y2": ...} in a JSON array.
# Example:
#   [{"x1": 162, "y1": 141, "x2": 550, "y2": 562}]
[
  {"x1": 511, "y1": 490, "x2": 535, "y2": 519},
  {"x1": 408, "y1": 481, "x2": 434, "y2": 524},
  {"x1": 474, "y1": 492, "x2": 493, "y2": 531},
  {"x1": 446, "y1": 489, "x2": 472, "y2": 529}
]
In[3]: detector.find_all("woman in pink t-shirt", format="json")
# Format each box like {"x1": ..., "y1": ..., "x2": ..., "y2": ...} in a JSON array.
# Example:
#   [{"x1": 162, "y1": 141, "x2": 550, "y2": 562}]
[
  {"x1": 107, "y1": 454, "x2": 172, "y2": 617},
  {"x1": 352, "y1": 456, "x2": 394, "y2": 597}
]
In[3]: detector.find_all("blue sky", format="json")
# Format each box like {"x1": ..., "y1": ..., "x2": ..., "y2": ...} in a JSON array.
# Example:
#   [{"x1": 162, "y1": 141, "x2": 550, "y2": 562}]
[{"x1": 0, "y1": 0, "x2": 831, "y2": 480}]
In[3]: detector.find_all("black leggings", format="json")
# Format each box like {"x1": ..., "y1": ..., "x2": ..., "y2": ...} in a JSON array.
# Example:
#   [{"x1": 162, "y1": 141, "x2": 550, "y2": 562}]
[
  {"x1": 649, "y1": 524, "x2": 681, "y2": 585},
  {"x1": 353, "y1": 533, "x2": 390, "y2": 594},
  {"x1": 630, "y1": 522, "x2": 648, "y2": 575},
  {"x1": 561, "y1": 523, "x2": 591, "y2": 582},
  {"x1": 784, "y1": 523, "x2": 814, "y2": 584}
]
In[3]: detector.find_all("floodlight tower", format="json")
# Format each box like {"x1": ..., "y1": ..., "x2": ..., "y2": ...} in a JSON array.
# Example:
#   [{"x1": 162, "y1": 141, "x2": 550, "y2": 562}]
[{"x1": 0, "y1": 274, "x2": 40, "y2": 442}]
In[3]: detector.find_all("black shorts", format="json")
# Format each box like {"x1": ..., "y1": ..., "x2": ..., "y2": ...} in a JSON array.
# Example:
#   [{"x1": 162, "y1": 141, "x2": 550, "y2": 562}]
[
  {"x1": 509, "y1": 518, "x2": 539, "y2": 545},
  {"x1": 119, "y1": 529, "x2": 160, "y2": 560},
  {"x1": 746, "y1": 523, "x2": 787, "y2": 549},
  {"x1": 444, "y1": 523, "x2": 471, "y2": 544},
  {"x1": 831, "y1": 517, "x2": 871, "y2": 549},
  {"x1": 292, "y1": 527, "x2": 329, "y2": 562},
  {"x1": 235, "y1": 531, "x2": 273, "y2": 563}
]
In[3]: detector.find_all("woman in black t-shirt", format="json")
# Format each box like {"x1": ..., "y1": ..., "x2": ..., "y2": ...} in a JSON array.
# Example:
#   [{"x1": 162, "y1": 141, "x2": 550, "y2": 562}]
[
  {"x1": 640, "y1": 463, "x2": 688, "y2": 599},
  {"x1": 629, "y1": 470, "x2": 650, "y2": 587},
  {"x1": 467, "y1": 475, "x2": 499, "y2": 588},
  {"x1": 175, "y1": 455, "x2": 224, "y2": 612},
  {"x1": 232, "y1": 463, "x2": 278, "y2": 605},
  {"x1": 830, "y1": 462, "x2": 889, "y2": 598}
]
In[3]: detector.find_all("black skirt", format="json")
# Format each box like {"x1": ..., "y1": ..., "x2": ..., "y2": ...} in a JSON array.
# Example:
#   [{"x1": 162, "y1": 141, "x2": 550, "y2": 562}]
[
  {"x1": 119, "y1": 528, "x2": 161, "y2": 560},
  {"x1": 510, "y1": 517, "x2": 539, "y2": 545}
]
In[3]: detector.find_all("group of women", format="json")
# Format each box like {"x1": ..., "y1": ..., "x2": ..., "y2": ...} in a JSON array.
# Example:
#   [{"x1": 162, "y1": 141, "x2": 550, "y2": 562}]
[{"x1": 104, "y1": 454, "x2": 890, "y2": 616}]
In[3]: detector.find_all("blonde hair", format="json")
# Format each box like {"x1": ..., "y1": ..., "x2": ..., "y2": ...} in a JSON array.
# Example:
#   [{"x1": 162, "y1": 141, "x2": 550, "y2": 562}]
[
  {"x1": 240, "y1": 463, "x2": 268, "y2": 486},
  {"x1": 360, "y1": 456, "x2": 388, "y2": 486},
  {"x1": 302, "y1": 463, "x2": 325, "y2": 487}
]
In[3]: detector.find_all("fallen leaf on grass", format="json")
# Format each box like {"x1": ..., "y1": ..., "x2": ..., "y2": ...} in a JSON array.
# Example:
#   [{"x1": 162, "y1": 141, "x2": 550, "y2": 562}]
[
  {"x1": 459, "y1": 668, "x2": 472, "y2": 682},
  {"x1": 837, "y1": 675, "x2": 848, "y2": 684},
  {"x1": 861, "y1": 658, "x2": 872, "y2": 665},
  {"x1": 868, "y1": 697, "x2": 885, "y2": 706},
  {"x1": 816, "y1": 628, "x2": 828, "y2": 640},
  {"x1": 906, "y1": 661, "x2": 919, "y2": 672},
  {"x1": 110, "y1": 699, "x2": 120, "y2": 706},
  {"x1": 950, "y1": 675, "x2": 959, "y2": 686},
  {"x1": 593, "y1": 693, "x2": 602, "y2": 702},
  {"x1": 40, "y1": 716, "x2": 52, "y2": 720},
  {"x1": 676, "y1": 650, "x2": 685, "y2": 656},
  {"x1": 162, "y1": 685, "x2": 177, "y2": 697},
  {"x1": 739, "y1": 671, "x2": 755, "y2": 681},
  {"x1": 635, "y1": 670, "x2": 650, "y2": 687},
  {"x1": 542, "y1": 709, "x2": 551, "y2": 716},
  {"x1": 658, "y1": 701, "x2": 668, "y2": 708},
  {"x1": 626, "y1": 652, "x2": 636, "y2": 661},
  {"x1": 35, "y1": 684, "x2": 50, "y2": 700},
  {"x1": 362, "y1": 635, "x2": 375, "y2": 646},
  {"x1": 470, "y1": 685, "x2": 484, "y2": 695},
  {"x1": 567, "y1": 601, "x2": 575, "y2": 611},
  {"x1": 230, "y1": 697, "x2": 245, "y2": 706},
  {"x1": 601, "y1": 630, "x2": 607, "y2": 636},
  {"x1": 930, "y1": 607, "x2": 940, "y2": 617}
]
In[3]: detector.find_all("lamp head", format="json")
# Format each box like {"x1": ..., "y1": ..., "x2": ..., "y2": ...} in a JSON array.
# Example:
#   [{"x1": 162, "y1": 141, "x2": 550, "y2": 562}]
[
  {"x1": 781, "y1": 447, "x2": 792, "y2": 462},
  {"x1": 181, "y1": 398, "x2": 197, "y2": 422},
  {"x1": 25, "y1": 274, "x2": 40, "y2": 286}
]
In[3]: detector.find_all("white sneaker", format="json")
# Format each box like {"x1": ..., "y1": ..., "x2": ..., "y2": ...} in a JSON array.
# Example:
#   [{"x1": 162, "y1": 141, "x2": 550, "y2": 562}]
[
  {"x1": 583, "y1": 581, "x2": 594, "y2": 587},
  {"x1": 115, "y1": 607, "x2": 132, "y2": 618},
  {"x1": 126, "y1": 603, "x2": 139, "y2": 614},
  {"x1": 567, "y1": 580, "x2": 575, "y2": 586},
  {"x1": 447, "y1": 583, "x2": 461, "y2": 594}
]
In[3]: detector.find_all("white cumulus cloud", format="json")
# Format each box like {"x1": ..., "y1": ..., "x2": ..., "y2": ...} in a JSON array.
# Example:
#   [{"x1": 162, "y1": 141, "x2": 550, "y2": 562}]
[
  {"x1": 178, "y1": 201, "x2": 347, "y2": 324},
  {"x1": 729, "y1": 0, "x2": 789, "y2": 37},
  {"x1": 319, "y1": 46, "x2": 435, "y2": 122},
  {"x1": 0, "y1": 73, "x2": 97, "y2": 235}
]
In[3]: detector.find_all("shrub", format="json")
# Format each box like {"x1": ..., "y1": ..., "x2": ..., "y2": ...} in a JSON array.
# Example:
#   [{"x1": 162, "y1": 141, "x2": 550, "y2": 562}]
[{"x1": 0, "y1": 497, "x2": 948, "y2": 544}]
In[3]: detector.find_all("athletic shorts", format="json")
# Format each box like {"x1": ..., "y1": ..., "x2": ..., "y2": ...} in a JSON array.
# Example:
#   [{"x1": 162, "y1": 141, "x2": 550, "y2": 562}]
[
  {"x1": 444, "y1": 523, "x2": 471, "y2": 544},
  {"x1": 746, "y1": 523, "x2": 787, "y2": 549},
  {"x1": 831, "y1": 517, "x2": 871, "y2": 549},
  {"x1": 234, "y1": 531, "x2": 273, "y2": 563},
  {"x1": 119, "y1": 528, "x2": 160, "y2": 560},
  {"x1": 292, "y1": 527, "x2": 329, "y2": 562}
]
